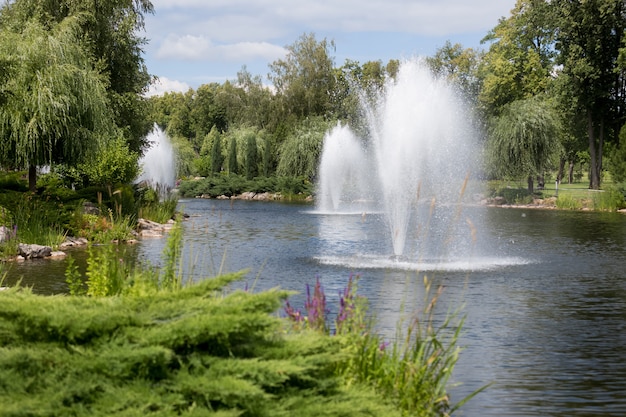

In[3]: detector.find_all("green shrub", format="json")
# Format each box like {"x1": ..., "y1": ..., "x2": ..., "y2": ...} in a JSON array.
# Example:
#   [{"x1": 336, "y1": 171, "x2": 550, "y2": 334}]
[
  {"x1": 0, "y1": 272, "x2": 404, "y2": 416},
  {"x1": 0, "y1": 171, "x2": 27, "y2": 191}
]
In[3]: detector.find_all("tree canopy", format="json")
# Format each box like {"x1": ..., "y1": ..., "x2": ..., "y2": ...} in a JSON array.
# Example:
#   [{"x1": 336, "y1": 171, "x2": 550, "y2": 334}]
[
  {"x1": 0, "y1": 0, "x2": 155, "y2": 153},
  {"x1": 0, "y1": 16, "x2": 113, "y2": 190}
]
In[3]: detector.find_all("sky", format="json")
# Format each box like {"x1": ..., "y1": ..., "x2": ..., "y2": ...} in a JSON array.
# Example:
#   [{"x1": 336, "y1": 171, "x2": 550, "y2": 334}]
[{"x1": 143, "y1": 0, "x2": 518, "y2": 96}]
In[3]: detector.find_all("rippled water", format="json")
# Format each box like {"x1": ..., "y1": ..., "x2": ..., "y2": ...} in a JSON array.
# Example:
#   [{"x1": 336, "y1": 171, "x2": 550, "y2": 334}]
[{"x1": 4, "y1": 199, "x2": 626, "y2": 416}]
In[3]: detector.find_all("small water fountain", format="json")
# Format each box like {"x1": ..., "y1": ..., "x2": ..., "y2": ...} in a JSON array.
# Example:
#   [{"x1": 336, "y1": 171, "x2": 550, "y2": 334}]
[
  {"x1": 136, "y1": 125, "x2": 177, "y2": 194},
  {"x1": 317, "y1": 59, "x2": 479, "y2": 261}
]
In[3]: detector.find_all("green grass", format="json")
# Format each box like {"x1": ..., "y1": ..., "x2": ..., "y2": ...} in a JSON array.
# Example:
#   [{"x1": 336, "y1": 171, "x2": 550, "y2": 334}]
[{"x1": 488, "y1": 176, "x2": 626, "y2": 211}]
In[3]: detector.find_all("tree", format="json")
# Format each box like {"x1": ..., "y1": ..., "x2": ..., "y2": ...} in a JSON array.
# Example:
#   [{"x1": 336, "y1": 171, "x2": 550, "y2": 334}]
[
  {"x1": 268, "y1": 33, "x2": 336, "y2": 119},
  {"x1": 426, "y1": 41, "x2": 483, "y2": 102},
  {"x1": 203, "y1": 127, "x2": 224, "y2": 175},
  {"x1": 553, "y1": 0, "x2": 626, "y2": 189},
  {"x1": 80, "y1": 135, "x2": 139, "y2": 186},
  {"x1": 478, "y1": 0, "x2": 556, "y2": 117},
  {"x1": 0, "y1": 0, "x2": 155, "y2": 153},
  {"x1": 245, "y1": 133, "x2": 258, "y2": 180},
  {"x1": 276, "y1": 117, "x2": 330, "y2": 179},
  {"x1": 488, "y1": 96, "x2": 561, "y2": 192},
  {"x1": 0, "y1": 17, "x2": 113, "y2": 191},
  {"x1": 189, "y1": 83, "x2": 227, "y2": 149},
  {"x1": 228, "y1": 139, "x2": 238, "y2": 175}
]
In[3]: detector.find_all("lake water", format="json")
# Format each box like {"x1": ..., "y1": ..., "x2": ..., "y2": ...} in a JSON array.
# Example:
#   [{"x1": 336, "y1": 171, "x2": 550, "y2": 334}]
[{"x1": 4, "y1": 198, "x2": 626, "y2": 417}]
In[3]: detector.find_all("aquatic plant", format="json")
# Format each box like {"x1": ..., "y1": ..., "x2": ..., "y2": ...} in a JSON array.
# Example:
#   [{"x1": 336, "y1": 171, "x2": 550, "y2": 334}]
[{"x1": 284, "y1": 275, "x2": 481, "y2": 416}]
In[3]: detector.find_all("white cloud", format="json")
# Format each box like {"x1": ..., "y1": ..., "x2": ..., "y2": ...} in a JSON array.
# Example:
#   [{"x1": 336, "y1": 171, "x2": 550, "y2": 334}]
[
  {"x1": 144, "y1": 77, "x2": 191, "y2": 97},
  {"x1": 144, "y1": 0, "x2": 517, "y2": 87},
  {"x1": 156, "y1": 34, "x2": 212, "y2": 60},
  {"x1": 155, "y1": 34, "x2": 286, "y2": 62},
  {"x1": 150, "y1": 0, "x2": 515, "y2": 39}
]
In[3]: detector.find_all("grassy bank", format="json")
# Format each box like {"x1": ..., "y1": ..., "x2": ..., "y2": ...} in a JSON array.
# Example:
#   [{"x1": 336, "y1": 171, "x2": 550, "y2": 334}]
[
  {"x1": 0, "y1": 171, "x2": 178, "y2": 258},
  {"x1": 486, "y1": 179, "x2": 626, "y2": 211}
]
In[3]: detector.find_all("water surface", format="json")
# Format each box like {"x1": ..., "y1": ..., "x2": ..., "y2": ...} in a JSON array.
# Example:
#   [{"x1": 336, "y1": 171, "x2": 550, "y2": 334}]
[{"x1": 4, "y1": 199, "x2": 626, "y2": 417}]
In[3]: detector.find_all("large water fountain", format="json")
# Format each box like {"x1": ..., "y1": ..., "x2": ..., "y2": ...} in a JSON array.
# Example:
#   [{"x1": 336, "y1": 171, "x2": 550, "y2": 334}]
[
  {"x1": 136, "y1": 125, "x2": 177, "y2": 193},
  {"x1": 317, "y1": 59, "x2": 479, "y2": 260}
]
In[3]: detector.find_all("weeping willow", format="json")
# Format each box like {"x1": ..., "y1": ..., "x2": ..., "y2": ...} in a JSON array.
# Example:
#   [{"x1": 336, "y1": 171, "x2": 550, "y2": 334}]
[
  {"x1": 488, "y1": 96, "x2": 561, "y2": 191},
  {"x1": 0, "y1": 15, "x2": 113, "y2": 190}
]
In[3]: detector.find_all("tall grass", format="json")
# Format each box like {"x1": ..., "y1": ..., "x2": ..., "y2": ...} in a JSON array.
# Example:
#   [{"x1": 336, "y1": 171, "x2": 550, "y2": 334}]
[
  {"x1": 284, "y1": 275, "x2": 483, "y2": 416},
  {"x1": 592, "y1": 187, "x2": 625, "y2": 211},
  {"x1": 556, "y1": 193, "x2": 583, "y2": 210}
]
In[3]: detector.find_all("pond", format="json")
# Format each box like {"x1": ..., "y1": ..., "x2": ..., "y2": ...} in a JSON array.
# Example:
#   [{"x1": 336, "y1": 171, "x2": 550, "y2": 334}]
[{"x1": 4, "y1": 198, "x2": 626, "y2": 417}]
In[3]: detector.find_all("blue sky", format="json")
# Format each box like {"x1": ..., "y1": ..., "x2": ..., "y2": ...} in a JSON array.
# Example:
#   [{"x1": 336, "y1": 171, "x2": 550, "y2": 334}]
[{"x1": 143, "y1": 0, "x2": 517, "y2": 96}]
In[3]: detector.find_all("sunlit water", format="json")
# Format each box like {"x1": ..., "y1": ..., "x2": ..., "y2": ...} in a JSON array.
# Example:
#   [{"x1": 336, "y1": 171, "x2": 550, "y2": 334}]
[{"x1": 4, "y1": 199, "x2": 626, "y2": 416}]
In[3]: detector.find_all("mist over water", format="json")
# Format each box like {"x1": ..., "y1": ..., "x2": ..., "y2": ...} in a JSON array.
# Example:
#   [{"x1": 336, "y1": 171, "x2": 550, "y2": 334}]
[
  {"x1": 317, "y1": 59, "x2": 479, "y2": 258},
  {"x1": 136, "y1": 125, "x2": 177, "y2": 191}
]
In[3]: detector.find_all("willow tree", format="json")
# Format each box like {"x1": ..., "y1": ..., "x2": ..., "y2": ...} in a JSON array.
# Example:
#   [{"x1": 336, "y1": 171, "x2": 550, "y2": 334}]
[
  {"x1": 0, "y1": 0, "x2": 155, "y2": 153},
  {"x1": 488, "y1": 96, "x2": 561, "y2": 193},
  {"x1": 0, "y1": 17, "x2": 113, "y2": 191}
]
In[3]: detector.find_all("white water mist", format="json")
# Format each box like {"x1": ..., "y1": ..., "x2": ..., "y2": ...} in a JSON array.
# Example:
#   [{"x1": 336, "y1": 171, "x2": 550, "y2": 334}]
[
  {"x1": 136, "y1": 125, "x2": 177, "y2": 193},
  {"x1": 317, "y1": 59, "x2": 478, "y2": 257}
]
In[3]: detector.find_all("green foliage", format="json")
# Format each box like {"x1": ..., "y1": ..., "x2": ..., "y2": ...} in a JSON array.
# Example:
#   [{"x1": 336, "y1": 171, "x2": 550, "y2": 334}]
[
  {"x1": 80, "y1": 135, "x2": 140, "y2": 186},
  {"x1": 0, "y1": 274, "x2": 406, "y2": 416},
  {"x1": 269, "y1": 33, "x2": 337, "y2": 119},
  {"x1": 478, "y1": 0, "x2": 556, "y2": 116},
  {"x1": 489, "y1": 186, "x2": 533, "y2": 204},
  {"x1": 592, "y1": 187, "x2": 625, "y2": 211},
  {"x1": 427, "y1": 41, "x2": 483, "y2": 101},
  {"x1": 211, "y1": 129, "x2": 224, "y2": 174},
  {"x1": 65, "y1": 255, "x2": 84, "y2": 296},
  {"x1": 85, "y1": 244, "x2": 125, "y2": 297},
  {"x1": 276, "y1": 117, "x2": 330, "y2": 179},
  {"x1": 177, "y1": 175, "x2": 313, "y2": 199},
  {"x1": 178, "y1": 174, "x2": 249, "y2": 198},
  {"x1": 0, "y1": 0, "x2": 155, "y2": 152},
  {"x1": 245, "y1": 132, "x2": 259, "y2": 180},
  {"x1": 168, "y1": 133, "x2": 196, "y2": 178},
  {"x1": 284, "y1": 276, "x2": 477, "y2": 417},
  {"x1": 606, "y1": 127, "x2": 626, "y2": 183},
  {"x1": 488, "y1": 96, "x2": 561, "y2": 191},
  {"x1": 556, "y1": 193, "x2": 583, "y2": 210},
  {"x1": 0, "y1": 16, "x2": 114, "y2": 190},
  {"x1": 0, "y1": 171, "x2": 27, "y2": 192},
  {"x1": 277, "y1": 176, "x2": 313, "y2": 197},
  {"x1": 160, "y1": 217, "x2": 183, "y2": 290},
  {"x1": 228, "y1": 137, "x2": 238, "y2": 174},
  {"x1": 137, "y1": 187, "x2": 178, "y2": 224},
  {"x1": 0, "y1": 190, "x2": 68, "y2": 248}
]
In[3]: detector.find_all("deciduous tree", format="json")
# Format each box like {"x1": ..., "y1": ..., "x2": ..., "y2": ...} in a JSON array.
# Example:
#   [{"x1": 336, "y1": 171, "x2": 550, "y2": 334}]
[
  {"x1": 488, "y1": 96, "x2": 561, "y2": 192},
  {"x1": 0, "y1": 17, "x2": 113, "y2": 191}
]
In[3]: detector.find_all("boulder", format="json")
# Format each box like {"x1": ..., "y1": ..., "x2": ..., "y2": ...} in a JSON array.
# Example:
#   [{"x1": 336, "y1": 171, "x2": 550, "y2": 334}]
[
  {"x1": 59, "y1": 237, "x2": 89, "y2": 249},
  {"x1": 49, "y1": 251, "x2": 67, "y2": 259},
  {"x1": 18, "y1": 243, "x2": 52, "y2": 259},
  {"x1": 137, "y1": 218, "x2": 171, "y2": 237}
]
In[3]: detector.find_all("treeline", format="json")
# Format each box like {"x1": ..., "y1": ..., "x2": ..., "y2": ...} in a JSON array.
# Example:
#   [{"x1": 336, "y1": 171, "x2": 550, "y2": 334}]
[
  {"x1": 1, "y1": 0, "x2": 626, "y2": 197},
  {"x1": 149, "y1": 34, "x2": 400, "y2": 189},
  {"x1": 152, "y1": 0, "x2": 626, "y2": 195}
]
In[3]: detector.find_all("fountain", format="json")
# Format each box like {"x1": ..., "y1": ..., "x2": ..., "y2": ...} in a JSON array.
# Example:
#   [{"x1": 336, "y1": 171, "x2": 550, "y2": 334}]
[
  {"x1": 317, "y1": 59, "x2": 479, "y2": 259},
  {"x1": 136, "y1": 125, "x2": 177, "y2": 194}
]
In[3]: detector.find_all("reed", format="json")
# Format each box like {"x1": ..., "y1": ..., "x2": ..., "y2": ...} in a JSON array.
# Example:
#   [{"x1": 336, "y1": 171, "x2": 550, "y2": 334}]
[{"x1": 284, "y1": 275, "x2": 483, "y2": 416}]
